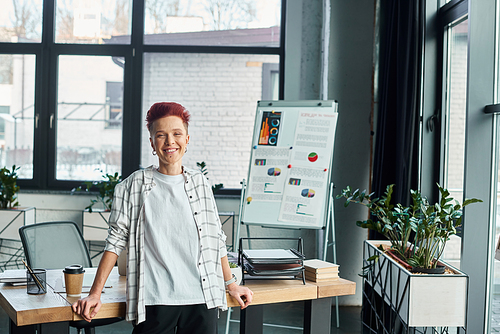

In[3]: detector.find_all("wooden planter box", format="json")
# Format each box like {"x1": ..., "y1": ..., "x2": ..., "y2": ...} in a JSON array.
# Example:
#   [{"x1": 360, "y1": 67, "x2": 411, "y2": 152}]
[
  {"x1": 82, "y1": 210, "x2": 110, "y2": 241},
  {"x1": 0, "y1": 206, "x2": 35, "y2": 241},
  {"x1": 364, "y1": 240, "x2": 468, "y2": 328}
]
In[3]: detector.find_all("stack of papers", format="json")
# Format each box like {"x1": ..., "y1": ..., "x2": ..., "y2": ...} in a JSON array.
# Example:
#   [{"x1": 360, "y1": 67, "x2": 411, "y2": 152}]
[
  {"x1": 243, "y1": 249, "x2": 303, "y2": 263},
  {"x1": 0, "y1": 269, "x2": 27, "y2": 285},
  {"x1": 304, "y1": 259, "x2": 339, "y2": 282},
  {"x1": 242, "y1": 249, "x2": 305, "y2": 278}
]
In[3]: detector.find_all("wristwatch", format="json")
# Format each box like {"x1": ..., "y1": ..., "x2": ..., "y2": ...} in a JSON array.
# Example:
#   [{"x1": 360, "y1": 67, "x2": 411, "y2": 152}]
[{"x1": 225, "y1": 273, "x2": 237, "y2": 286}]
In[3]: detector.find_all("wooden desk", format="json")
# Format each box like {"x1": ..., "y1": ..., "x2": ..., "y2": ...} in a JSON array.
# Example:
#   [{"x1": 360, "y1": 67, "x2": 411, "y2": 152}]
[
  {"x1": 0, "y1": 268, "x2": 125, "y2": 334},
  {"x1": 0, "y1": 268, "x2": 355, "y2": 334}
]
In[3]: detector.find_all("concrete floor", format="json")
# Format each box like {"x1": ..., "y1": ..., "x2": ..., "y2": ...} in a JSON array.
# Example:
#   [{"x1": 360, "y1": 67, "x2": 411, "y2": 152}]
[{"x1": 0, "y1": 302, "x2": 362, "y2": 334}]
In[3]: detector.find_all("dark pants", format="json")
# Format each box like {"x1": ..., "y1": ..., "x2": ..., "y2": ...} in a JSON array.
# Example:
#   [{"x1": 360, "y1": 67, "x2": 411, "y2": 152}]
[{"x1": 132, "y1": 304, "x2": 218, "y2": 334}]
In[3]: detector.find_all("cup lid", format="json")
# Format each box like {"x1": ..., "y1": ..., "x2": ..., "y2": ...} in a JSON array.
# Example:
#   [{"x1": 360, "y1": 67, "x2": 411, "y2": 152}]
[{"x1": 63, "y1": 264, "x2": 85, "y2": 274}]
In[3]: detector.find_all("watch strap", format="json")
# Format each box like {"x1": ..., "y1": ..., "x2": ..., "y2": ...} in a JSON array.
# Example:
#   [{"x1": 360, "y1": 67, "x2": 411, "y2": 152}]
[{"x1": 225, "y1": 273, "x2": 237, "y2": 286}]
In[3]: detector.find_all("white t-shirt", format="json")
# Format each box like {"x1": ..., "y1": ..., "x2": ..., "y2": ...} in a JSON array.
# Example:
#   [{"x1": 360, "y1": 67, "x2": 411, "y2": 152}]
[{"x1": 143, "y1": 169, "x2": 205, "y2": 305}]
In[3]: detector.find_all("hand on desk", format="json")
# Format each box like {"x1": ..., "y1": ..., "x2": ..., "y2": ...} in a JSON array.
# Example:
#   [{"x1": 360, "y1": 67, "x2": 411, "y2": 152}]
[
  {"x1": 227, "y1": 283, "x2": 253, "y2": 309},
  {"x1": 72, "y1": 293, "x2": 102, "y2": 322}
]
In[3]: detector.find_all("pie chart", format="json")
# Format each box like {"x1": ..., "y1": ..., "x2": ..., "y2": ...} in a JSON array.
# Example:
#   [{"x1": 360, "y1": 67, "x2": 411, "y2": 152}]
[
  {"x1": 308, "y1": 152, "x2": 318, "y2": 162},
  {"x1": 267, "y1": 168, "x2": 281, "y2": 176},
  {"x1": 301, "y1": 189, "x2": 315, "y2": 198}
]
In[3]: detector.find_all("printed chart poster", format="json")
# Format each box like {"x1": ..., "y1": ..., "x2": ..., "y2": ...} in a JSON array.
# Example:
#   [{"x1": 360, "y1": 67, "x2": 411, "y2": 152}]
[
  {"x1": 246, "y1": 146, "x2": 291, "y2": 202},
  {"x1": 290, "y1": 111, "x2": 338, "y2": 169},
  {"x1": 258, "y1": 111, "x2": 282, "y2": 146},
  {"x1": 278, "y1": 166, "x2": 329, "y2": 226}
]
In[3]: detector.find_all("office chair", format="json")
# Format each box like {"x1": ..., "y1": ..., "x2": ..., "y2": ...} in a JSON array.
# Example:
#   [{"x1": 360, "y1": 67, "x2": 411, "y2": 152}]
[{"x1": 19, "y1": 221, "x2": 123, "y2": 334}]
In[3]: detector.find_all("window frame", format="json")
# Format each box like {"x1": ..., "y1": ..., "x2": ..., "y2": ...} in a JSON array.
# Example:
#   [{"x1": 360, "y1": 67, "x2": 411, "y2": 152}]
[
  {"x1": 420, "y1": 0, "x2": 468, "y2": 199},
  {"x1": 0, "y1": 0, "x2": 286, "y2": 191}
]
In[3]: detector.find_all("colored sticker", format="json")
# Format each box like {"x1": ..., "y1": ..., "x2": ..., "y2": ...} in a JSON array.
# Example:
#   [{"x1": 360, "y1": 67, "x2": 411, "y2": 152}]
[
  {"x1": 308, "y1": 152, "x2": 318, "y2": 162},
  {"x1": 267, "y1": 168, "x2": 281, "y2": 176},
  {"x1": 301, "y1": 188, "x2": 316, "y2": 198}
]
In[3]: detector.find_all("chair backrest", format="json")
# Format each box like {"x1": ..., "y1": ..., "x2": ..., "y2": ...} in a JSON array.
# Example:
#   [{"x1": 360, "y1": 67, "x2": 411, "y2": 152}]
[{"x1": 19, "y1": 221, "x2": 92, "y2": 270}]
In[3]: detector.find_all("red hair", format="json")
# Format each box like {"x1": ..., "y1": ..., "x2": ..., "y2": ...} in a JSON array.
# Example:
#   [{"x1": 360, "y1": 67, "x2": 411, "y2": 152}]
[{"x1": 146, "y1": 102, "x2": 191, "y2": 131}]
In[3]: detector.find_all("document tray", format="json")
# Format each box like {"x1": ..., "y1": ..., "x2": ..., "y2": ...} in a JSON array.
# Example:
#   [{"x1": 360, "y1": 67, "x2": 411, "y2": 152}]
[{"x1": 238, "y1": 237, "x2": 306, "y2": 284}]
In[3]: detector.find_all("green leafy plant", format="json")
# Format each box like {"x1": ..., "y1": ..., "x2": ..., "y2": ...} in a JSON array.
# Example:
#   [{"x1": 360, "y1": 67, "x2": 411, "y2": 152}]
[
  {"x1": 0, "y1": 165, "x2": 20, "y2": 209},
  {"x1": 228, "y1": 261, "x2": 239, "y2": 269},
  {"x1": 196, "y1": 161, "x2": 223, "y2": 194},
  {"x1": 337, "y1": 183, "x2": 482, "y2": 270},
  {"x1": 74, "y1": 171, "x2": 121, "y2": 212}
]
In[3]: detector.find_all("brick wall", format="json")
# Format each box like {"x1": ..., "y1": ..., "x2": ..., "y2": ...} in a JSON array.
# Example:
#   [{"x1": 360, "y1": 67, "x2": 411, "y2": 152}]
[{"x1": 446, "y1": 32, "x2": 467, "y2": 193}]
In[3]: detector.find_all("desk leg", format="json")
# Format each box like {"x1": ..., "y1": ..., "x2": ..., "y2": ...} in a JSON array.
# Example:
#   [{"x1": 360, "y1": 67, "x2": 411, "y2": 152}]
[
  {"x1": 9, "y1": 320, "x2": 70, "y2": 334},
  {"x1": 240, "y1": 305, "x2": 263, "y2": 334},
  {"x1": 304, "y1": 297, "x2": 332, "y2": 334},
  {"x1": 38, "y1": 322, "x2": 70, "y2": 334},
  {"x1": 9, "y1": 320, "x2": 35, "y2": 334}
]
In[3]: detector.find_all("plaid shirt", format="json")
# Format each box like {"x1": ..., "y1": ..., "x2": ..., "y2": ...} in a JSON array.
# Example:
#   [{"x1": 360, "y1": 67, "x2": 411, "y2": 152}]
[{"x1": 105, "y1": 166, "x2": 228, "y2": 324}]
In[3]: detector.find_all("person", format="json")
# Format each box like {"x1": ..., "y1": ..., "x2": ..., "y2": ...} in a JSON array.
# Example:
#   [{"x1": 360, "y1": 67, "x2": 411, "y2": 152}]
[{"x1": 72, "y1": 102, "x2": 253, "y2": 334}]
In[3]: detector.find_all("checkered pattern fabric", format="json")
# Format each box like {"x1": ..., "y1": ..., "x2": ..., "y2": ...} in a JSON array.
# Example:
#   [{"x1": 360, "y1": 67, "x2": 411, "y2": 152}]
[{"x1": 105, "y1": 166, "x2": 227, "y2": 324}]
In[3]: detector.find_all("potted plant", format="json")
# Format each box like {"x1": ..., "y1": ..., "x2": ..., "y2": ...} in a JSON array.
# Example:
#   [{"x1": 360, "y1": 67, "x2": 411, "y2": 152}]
[
  {"x1": 0, "y1": 165, "x2": 20, "y2": 209},
  {"x1": 0, "y1": 166, "x2": 35, "y2": 267},
  {"x1": 337, "y1": 183, "x2": 481, "y2": 273},
  {"x1": 337, "y1": 183, "x2": 482, "y2": 329},
  {"x1": 74, "y1": 171, "x2": 121, "y2": 242}
]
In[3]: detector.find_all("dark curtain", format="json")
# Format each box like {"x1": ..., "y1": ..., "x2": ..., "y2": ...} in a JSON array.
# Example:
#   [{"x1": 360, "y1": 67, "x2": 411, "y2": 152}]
[{"x1": 370, "y1": 0, "x2": 425, "y2": 240}]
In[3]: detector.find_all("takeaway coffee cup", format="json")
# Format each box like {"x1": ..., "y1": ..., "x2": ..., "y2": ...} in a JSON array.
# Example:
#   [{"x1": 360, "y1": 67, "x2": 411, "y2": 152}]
[{"x1": 63, "y1": 264, "x2": 85, "y2": 297}]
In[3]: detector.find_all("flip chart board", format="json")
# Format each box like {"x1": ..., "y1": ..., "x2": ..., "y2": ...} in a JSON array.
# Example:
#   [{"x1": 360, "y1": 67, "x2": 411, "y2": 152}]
[{"x1": 241, "y1": 100, "x2": 338, "y2": 229}]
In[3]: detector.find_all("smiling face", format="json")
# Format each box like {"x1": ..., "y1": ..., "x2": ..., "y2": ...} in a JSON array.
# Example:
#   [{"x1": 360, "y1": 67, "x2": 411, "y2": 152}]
[{"x1": 149, "y1": 115, "x2": 190, "y2": 175}]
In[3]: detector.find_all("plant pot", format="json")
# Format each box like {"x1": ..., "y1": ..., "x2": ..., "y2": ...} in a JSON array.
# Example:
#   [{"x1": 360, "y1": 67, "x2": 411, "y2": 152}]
[
  {"x1": 411, "y1": 266, "x2": 446, "y2": 274},
  {"x1": 0, "y1": 206, "x2": 35, "y2": 240},
  {"x1": 0, "y1": 207, "x2": 35, "y2": 269},
  {"x1": 384, "y1": 248, "x2": 446, "y2": 274},
  {"x1": 230, "y1": 267, "x2": 242, "y2": 286},
  {"x1": 384, "y1": 249, "x2": 412, "y2": 270},
  {"x1": 82, "y1": 209, "x2": 110, "y2": 241},
  {"x1": 364, "y1": 240, "x2": 468, "y2": 328}
]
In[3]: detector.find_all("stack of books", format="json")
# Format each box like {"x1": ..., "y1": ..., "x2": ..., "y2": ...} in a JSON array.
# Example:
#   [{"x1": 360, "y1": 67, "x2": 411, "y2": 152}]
[{"x1": 303, "y1": 259, "x2": 339, "y2": 282}]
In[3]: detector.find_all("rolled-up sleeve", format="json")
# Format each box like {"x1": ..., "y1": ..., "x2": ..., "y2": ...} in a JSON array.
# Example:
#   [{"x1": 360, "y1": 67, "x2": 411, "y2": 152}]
[{"x1": 105, "y1": 181, "x2": 130, "y2": 256}]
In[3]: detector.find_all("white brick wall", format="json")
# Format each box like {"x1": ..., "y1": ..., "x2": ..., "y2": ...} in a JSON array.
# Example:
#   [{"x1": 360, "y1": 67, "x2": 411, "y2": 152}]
[{"x1": 446, "y1": 33, "x2": 467, "y2": 191}]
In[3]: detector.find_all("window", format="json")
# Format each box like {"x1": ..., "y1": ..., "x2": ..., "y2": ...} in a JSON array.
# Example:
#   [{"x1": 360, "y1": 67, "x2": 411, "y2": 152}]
[
  {"x1": 0, "y1": 0, "x2": 43, "y2": 43},
  {"x1": 56, "y1": 55, "x2": 123, "y2": 181},
  {"x1": 144, "y1": 0, "x2": 280, "y2": 47},
  {"x1": 0, "y1": 54, "x2": 36, "y2": 179},
  {"x1": 443, "y1": 18, "x2": 468, "y2": 202},
  {"x1": 429, "y1": 0, "x2": 468, "y2": 268},
  {"x1": 431, "y1": 0, "x2": 500, "y2": 331},
  {"x1": 55, "y1": 0, "x2": 131, "y2": 44},
  {"x1": 0, "y1": 0, "x2": 284, "y2": 190},
  {"x1": 439, "y1": 16, "x2": 468, "y2": 268},
  {"x1": 262, "y1": 63, "x2": 279, "y2": 100}
]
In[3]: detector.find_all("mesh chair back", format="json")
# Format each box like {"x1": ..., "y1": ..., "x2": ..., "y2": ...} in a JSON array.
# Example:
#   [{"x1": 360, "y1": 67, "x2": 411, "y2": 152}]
[{"x1": 19, "y1": 221, "x2": 92, "y2": 270}]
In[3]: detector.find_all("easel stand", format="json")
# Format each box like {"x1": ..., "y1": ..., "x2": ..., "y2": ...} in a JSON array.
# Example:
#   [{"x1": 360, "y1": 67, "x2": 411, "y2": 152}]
[
  {"x1": 323, "y1": 182, "x2": 340, "y2": 328},
  {"x1": 228, "y1": 180, "x2": 340, "y2": 332}
]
